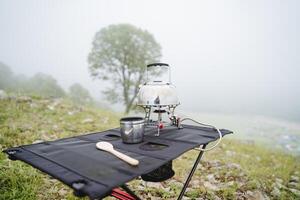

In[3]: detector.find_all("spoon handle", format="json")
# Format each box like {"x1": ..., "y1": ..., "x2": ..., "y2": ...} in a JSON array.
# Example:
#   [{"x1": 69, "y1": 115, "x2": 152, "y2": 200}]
[{"x1": 110, "y1": 149, "x2": 139, "y2": 166}]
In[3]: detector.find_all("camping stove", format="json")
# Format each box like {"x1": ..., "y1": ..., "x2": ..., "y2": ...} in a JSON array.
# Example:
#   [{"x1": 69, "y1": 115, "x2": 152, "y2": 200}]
[{"x1": 137, "y1": 63, "x2": 181, "y2": 136}]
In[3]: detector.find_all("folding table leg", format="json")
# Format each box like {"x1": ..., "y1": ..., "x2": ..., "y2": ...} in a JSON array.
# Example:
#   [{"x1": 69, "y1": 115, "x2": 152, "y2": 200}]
[
  {"x1": 177, "y1": 144, "x2": 207, "y2": 200},
  {"x1": 121, "y1": 184, "x2": 142, "y2": 200}
]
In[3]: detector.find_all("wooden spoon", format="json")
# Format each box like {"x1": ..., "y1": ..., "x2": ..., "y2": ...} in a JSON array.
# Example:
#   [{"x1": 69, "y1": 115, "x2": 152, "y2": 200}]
[{"x1": 96, "y1": 141, "x2": 139, "y2": 166}]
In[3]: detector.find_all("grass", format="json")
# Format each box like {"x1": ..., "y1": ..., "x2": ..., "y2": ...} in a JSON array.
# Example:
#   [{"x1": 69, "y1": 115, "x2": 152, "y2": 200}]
[
  {"x1": 0, "y1": 96, "x2": 300, "y2": 199},
  {"x1": 0, "y1": 96, "x2": 119, "y2": 200}
]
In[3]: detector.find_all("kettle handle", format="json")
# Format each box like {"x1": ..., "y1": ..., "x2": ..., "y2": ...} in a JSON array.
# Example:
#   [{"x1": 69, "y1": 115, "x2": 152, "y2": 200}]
[{"x1": 146, "y1": 63, "x2": 171, "y2": 83}]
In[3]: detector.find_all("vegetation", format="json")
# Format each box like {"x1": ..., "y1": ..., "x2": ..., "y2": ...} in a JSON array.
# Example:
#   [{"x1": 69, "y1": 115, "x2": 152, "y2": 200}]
[
  {"x1": 88, "y1": 24, "x2": 162, "y2": 113},
  {"x1": 0, "y1": 63, "x2": 65, "y2": 98},
  {"x1": 0, "y1": 95, "x2": 119, "y2": 200},
  {"x1": 0, "y1": 62, "x2": 96, "y2": 105},
  {"x1": 25, "y1": 73, "x2": 66, "y2": 97},
  {"x1": 0, "y1": 62, "x2": 14, "y2": 91},
  {"x1": 68, "y1": 83, "x2": 92, "y2": 105},
  {"x1": 0, "y1": 95, "x2": 299, "y2": 199}
]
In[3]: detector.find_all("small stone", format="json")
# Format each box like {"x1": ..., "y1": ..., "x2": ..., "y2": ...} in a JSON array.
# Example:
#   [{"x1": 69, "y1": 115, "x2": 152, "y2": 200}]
[
  {"x1": 246, "y1": 190, "x2": 253, "y2": 196},
  {"x1": 226, "y1": 181, "x2": 235, "y2": 187},
  {"x1": 137, "y1": 185, "x2": 145, "y2": 190},
  {"x1": 169, "y1": 180, "x2": 184, "y2": 188},
  {"x1": 275, "y1": 178, "x2": 283, "y2": 184},
  {"x1": 209, "y1": 160, "x2": 222, "y2": 167},
  {"x1": 206, "y1": 174, "x2": 216, "y2": 183},
  {"x1": 164, "y1": 187, "x2": 171, "y2": 192},
  {"x1": 248, "y1": 190, "x2": 269, "y2": 200},
  {"x1": 271, "y1": 187, "x2": 281, "y2": 197},
  {"x1": 191, "y1": 179, "x2": 201, "y2": 188},
  {"x1": 211, "y1": 194, "x2": 221, "y2": 200},
  {"x1": 17, "y1": 96, "x2": 32, "y2": 103},
  {"x1": 52, "y1": 125, "x2": 59, "y2": 131},
  {"x1": 146, "y1": 182, "x2": 163, "y2": 189},
  {"x1": 0, "y1": 90, "x2": 8, "y2": 99},
  {"x1": 226, "y1": 150, "x2": 236, "y2": 157},
  {"x1": 47, "y1": 105, "x2": 55, "y2": 110},
  {"x1": 289, "y1": 188, "x2": 300, "y2": 196},
  {"x1": 101, "y1": 117, "x2": 109, "y2": 124},
  {"x1": 288, "y1": 182, "x2": 298, "y2": 188},
  {"x1": 275, "y1": 182, "x2": 287, "y2": 190},
  {"x1": 203, "y1": 181, "x2": 218, "y2": 191},
  {"x1": 58, "y1": 188, "x2": 68, "y2": 196},
  {"x1": 290, "y1": 175, "x2": 299, "y2": 183},
  {"x1": 81, "y1": 118, "x2": 94, "y2": 124},
  {"x1": 227, "y1": 163, "x2": 241, "y2": 170},
  {"x1": 33, "y1": 140, "x2": 44, "y2": 144}
]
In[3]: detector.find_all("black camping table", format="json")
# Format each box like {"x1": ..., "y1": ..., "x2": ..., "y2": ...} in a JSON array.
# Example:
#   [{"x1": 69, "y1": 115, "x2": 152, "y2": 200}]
[{"x1": 4, "y1": 124, "x2": 232, "y2": 200}]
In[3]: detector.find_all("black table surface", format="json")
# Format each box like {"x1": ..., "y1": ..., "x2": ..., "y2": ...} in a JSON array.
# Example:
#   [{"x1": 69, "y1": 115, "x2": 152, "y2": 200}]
[{"x1": 4, "y1": 124, "x2": 232, "y2": 199}]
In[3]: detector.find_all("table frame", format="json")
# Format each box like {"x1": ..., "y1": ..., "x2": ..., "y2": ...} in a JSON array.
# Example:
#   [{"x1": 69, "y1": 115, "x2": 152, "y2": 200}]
[{"x1": 109, "y1": 144, "x2": 207, "y2": 200}]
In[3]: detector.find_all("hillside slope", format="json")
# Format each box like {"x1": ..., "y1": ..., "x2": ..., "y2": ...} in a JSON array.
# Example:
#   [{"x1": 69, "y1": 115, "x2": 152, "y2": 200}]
[{"x1": 0, "y1": 96, "x2": 299, "y2": 200}]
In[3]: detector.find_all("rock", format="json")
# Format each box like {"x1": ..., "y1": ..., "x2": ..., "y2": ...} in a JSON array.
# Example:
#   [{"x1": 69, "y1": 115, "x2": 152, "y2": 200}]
[
  {"x1": 256, "y1": 156, "x2": 261, "y2": 161},
  {"x1": 271, "y1": 187, "x2": 281, "y2": 197},
  {"x1": 226, "y1": 163, "x2": 241, "y2": 170},
  {"x1": 81, "y1": 118, "x2": 94, "y2": 124},
  {"x1": 47, "y1": 105, "x2": 55, "y2": 110},
  {"x1": 101, "y1": 117, "x2": 109, "y2": 124},
  {"x1": 275, "y1": 178, "x2": 283, "y2": 184},
  {"x1": 58, "y1": 188, "x2": 68, "y2": 196},
  {"x1": 68, "y1": 111, "x2": 73, "y2": 115},
  {"x1": 17, "y1": 96, "x2": 32, "y2": 103},
  {"x1": 164, "y1": 187, "x2": 171, "y2": 192},
  {"x1": 288, "y1": 182, "x2": 298, "y2": 188},
  {"x1": 226, "y1": 150, "x2": 236, "y2": 157},
  {"x1": 52, "y1": 125, "x2": 59, "y2": 131},
  {"x1": 191, "y1": 179, "x2": 201, "y2": 188},
  {"x1": 0, "y1": 90, "x2": 8, "y2": 99},
  {"x1": 246, "y1": 190, "x2": 254, "y2": 196},
  {"x1": 211, "y1": 194, "x2": 221, "y2": 200},
  {"x1": 208, "y1": 160, "x2": 222, "y2": 168},
  {"x1": 33, "y1": 140, "x2": 44, "y2": 144},
  {"x1": 245, "y1": 190, "x2": 269, "y2": 200},
  {"x1": 185, "y1": 188, "x2": 193, "y2": 193},
  {"x1": 137, "y1": 185, "x2": 145, "y2": 190},
  {"x1": 203, "y1": 181, "x2": 218, "y2": 191},
  {"x1": 225, "y1": 181, "x2": 235, "y2": 187},
  {"x1": 146, "y1": 182, "x2": 163, "y2": 189},
  {"x1": 30, "y1": 102, "x2": 38, "y2": 108},
  {"x1": 276, "y1": 182, "x2": 287, "y2": 190},
  {"x1": 290, "y1": 175, "x2": 299, "y2": 183},
  {"x1": 169, "y1": 179, "x2": 184, "y2": 188},
  {"x1": 182, "y1": 196, "x2": 191, "y2": 200},
  {"x1": 289, "y1": 188, "x2": 300, "y2": 196},
  {"x1": 206, "y1": 174, "x2": 216, "y2": 183},
  {"x1": 140, "y1": 180, "x2": 147, "y2": 187}
]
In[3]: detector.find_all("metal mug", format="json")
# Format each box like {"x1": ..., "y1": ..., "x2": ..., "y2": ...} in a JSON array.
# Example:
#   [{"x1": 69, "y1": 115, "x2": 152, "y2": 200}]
[{"x1": 120, "y1": 117, "x2": 145, "y2": 144}]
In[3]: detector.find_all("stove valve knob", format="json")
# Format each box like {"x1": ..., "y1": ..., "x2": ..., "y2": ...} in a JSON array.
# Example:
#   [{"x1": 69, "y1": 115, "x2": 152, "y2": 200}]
[{"x1": 158, "y1": 123, "x2": 164, "y2": 129}]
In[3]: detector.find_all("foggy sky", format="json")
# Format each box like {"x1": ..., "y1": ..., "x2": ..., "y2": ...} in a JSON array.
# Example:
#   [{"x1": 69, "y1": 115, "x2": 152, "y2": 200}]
[{"x1": 0, "y1": 0, "x2": 299, "y2": 121}]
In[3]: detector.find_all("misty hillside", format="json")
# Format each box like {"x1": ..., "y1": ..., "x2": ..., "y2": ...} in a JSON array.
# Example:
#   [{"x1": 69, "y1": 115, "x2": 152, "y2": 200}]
[{"x1": 1, "y1": 94, "x2": 299, "y2": 200}]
